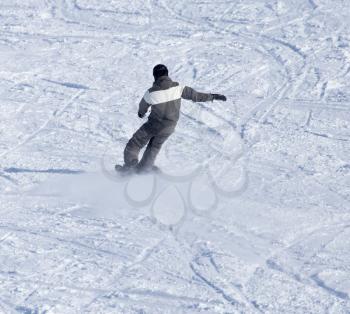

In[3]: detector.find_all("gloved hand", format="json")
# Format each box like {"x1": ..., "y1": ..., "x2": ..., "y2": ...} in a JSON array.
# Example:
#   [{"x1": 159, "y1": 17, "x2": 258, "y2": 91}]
[
  {"x1": 138, "y1": 112, "x2": 145, "y2": 118},
  {"x1": 212, "y1": 94, "x2": 227, "y2": 101}
]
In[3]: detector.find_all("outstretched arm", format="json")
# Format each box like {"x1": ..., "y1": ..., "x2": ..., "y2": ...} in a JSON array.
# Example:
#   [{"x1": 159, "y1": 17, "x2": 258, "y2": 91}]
[
  {"x1": 181, "y1": 86, "x2": 227, "y2": 102},
  {"x1": 138, "y1": 97, "x2": 151, "y2": 118}
]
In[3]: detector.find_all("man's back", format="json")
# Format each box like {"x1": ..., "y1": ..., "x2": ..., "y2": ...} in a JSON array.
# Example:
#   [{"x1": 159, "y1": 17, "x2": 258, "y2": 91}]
[
  {"x1": 144, "y1": 76, "x2": 182, "y2": 124},
  {"x1": 138, "y1": 75, "x2": 214, "y2": 126}
]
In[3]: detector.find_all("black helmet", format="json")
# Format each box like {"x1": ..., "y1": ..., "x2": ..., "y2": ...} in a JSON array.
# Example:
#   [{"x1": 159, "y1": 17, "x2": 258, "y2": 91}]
[{"x1": 153, "y1": 64, "x2": 168, "y2": 80}]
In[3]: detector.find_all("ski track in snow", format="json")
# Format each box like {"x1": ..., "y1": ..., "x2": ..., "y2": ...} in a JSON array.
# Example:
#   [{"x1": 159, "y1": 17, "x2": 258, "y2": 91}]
[{"x1": 0, "y1": 0, "x2": 350, "y2": 313}]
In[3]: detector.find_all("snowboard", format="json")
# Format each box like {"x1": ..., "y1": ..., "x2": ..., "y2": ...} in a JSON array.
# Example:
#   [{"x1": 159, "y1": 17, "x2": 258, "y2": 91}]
[{"x1": 115, "y1": 164, "x2": 161, "y2": 176}]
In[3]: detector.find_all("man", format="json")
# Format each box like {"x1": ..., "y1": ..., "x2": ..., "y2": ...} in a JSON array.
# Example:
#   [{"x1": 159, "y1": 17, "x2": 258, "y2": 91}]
[{"x1": 116, "y1": 64, "x2": 227, "y2": 173}]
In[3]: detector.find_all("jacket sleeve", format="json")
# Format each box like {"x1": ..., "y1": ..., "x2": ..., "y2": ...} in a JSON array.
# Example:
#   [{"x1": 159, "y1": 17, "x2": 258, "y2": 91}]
[
  {"x1": 138, "y1": 96, "x2": 151, "y2": 116},
  {"x1": 181, "y1": 86, "x2": 214, "y2": 102}
]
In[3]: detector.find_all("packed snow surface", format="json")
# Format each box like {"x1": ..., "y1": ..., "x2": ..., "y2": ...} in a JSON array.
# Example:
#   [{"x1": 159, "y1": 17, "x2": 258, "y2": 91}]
[{"x1": 0, "y1": 0, "x2": 350, "y2": 313}]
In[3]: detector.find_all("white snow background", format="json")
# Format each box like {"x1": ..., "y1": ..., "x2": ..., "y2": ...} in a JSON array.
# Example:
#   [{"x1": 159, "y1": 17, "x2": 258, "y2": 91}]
[{"x1": 0, "y1": 0, "x2": 350, "y2": 313}]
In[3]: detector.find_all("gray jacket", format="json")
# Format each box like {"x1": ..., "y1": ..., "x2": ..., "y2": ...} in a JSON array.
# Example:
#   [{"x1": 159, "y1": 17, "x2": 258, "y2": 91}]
[{"x1": 138, "y1": 76, "x2": 214, "y2": 127}]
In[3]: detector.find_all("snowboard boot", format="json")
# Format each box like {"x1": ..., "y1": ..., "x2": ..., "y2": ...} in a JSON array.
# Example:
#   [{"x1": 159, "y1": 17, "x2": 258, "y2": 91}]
[{"x1": 115, "y1": 164, "x2": 137, "y2": 176}]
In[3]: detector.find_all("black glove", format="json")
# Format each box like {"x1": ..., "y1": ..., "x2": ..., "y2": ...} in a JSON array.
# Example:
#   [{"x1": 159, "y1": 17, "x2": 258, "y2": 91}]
[
  {"x1": 212, "y1": 94, "x2": 227, "y2": 101},
  {"x1": 138, "y1": 112, "x2": 145, "y2": 118}
]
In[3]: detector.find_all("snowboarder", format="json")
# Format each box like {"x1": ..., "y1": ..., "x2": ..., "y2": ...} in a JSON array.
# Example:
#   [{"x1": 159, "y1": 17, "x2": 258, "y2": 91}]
[{"x1": 116, "y1": 64, "x2": 227, "y2": 174}]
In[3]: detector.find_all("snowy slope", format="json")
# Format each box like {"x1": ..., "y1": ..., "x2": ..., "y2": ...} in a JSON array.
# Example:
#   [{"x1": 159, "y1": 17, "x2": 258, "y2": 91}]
[{"x1": 0, "y1": 0, "x2": 350, "y2": 313}]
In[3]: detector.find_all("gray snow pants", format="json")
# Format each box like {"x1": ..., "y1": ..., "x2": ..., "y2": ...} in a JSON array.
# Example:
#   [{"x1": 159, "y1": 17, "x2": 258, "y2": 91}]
[{"x1": 124, "y1": 120, "x2": 174, "y2": 170}]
